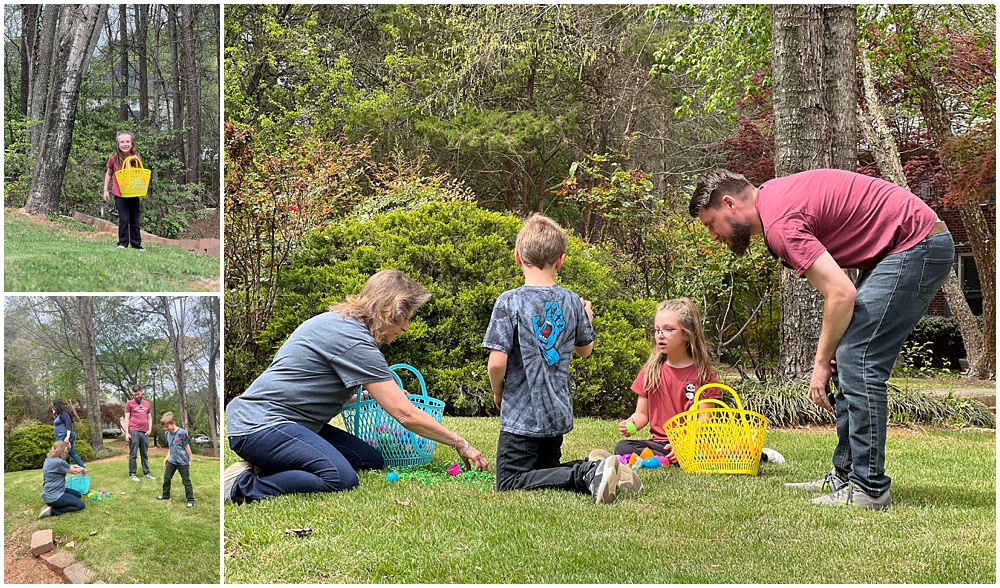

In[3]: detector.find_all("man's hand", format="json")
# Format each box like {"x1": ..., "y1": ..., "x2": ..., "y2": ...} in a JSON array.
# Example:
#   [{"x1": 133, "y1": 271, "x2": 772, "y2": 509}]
[
  {"x1": 809, "y1": 360, "x2": 835, "y2": 411},
  {"x1": 125, "y1": 432, "x2": 131, "y2": 442}
]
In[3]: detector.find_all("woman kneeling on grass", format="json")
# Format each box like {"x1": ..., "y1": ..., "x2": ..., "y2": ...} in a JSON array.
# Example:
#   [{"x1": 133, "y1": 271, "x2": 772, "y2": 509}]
[
  {"x1": 39, "y1": 441, "x2": 86, "y2": 518},
  {"x1": 224, "y1": 270, "x2": 490, "y2": 504}
]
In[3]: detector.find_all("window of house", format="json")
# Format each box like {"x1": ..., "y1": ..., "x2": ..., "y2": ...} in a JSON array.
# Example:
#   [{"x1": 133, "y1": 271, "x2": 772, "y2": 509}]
[{"x1": 958, "y1": 254, "x2": 983, "y2": 316}]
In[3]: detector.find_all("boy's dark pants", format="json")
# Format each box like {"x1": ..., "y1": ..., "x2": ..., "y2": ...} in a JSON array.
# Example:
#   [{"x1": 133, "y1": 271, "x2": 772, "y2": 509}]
[
  {"x1": 495, "y1": 431, "x2": 594, "y2": 494},
  {"x1": 162, "y1": 462, "x2": 194, "y2": 501}
]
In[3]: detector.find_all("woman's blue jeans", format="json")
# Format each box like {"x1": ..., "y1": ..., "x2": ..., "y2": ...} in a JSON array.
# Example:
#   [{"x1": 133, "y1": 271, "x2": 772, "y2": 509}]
[
  {"x1": 47, "y1": 488, "x2": 85, "y2": 516},
  {"x1": 830, "y1": 231, "x2": 954, "y2": 496},
  {"x1": 58, "y1": 430, "x2": 85, "y2": 468},
  {"x1": 228, "y1": 422, "x2": 384, "y2": 503}
]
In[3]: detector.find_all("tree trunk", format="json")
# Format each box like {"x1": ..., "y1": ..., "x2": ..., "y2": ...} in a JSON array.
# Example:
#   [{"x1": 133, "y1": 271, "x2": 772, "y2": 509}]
[
  {"x1": 118, "y1": 4, "x2": 130, "y2": 122},
  {"x1": 204, "y1": 297, "x2": 220, "y2": 451},
  {"x1": 73, "y1": 297, "x2": 106, "y2": 453},
  {"x1": 135, "y1": 4, "x2": 149, "y2": 120},
  {"x1": 858, "y1": 45, "x2": 986, "y2": 376},
  {"x1": 160, "y1": 297, "x2": 191, "y2": 430},
  {"x1": 180, "y1": 5, "x2": 201, "y2": 186},
  {"x1": 895, "y1": 10, "x2": 995, "y2": 380},
  {"x1": 20, "y1": 4, "x2": 40, "y2": 117},
  {"x1": 25, "y1": 5, "x2": 107, "y2": 216},
  {"x1": 168, "y1": 7, "x2": 185, "y2": 183},
  {"x1": 27, "y1": 5, "x2": 59, "y2": 154},
  {"x1": 770, "y1": 4, "x2": 857, "y2": 381}
]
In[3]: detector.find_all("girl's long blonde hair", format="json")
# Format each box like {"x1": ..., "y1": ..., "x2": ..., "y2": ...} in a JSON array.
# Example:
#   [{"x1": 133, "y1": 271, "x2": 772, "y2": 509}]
[
  {"x1": 48, "y1": 441, "x2": 69, "y2": 459},
  {"x1": 113, "y1": 130, "x2": 139, "y2": 169},
  {"x1": 639, "y1": 298, "x2": 714, "y2": 394},
  {"x1": 330, "y1": 270, "x2": 431, "y2": 344}
]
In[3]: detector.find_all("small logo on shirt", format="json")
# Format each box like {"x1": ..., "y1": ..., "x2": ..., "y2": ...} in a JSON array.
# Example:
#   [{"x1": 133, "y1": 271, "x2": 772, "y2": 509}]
[
  {"x1": 532, "y1": 301, "x2": 566, "y2": 366},
  {"x1": 685, "y1": 383, "x2": 697, "y2": 400}
]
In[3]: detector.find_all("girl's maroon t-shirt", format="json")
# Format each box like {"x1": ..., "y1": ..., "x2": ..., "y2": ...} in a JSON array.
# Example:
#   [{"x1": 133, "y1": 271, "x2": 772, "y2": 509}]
[
  {"x1": 756, "y1": 169, "x2": 939, "y2": 277},
  {"x1": 106, "y1": 155, "x2": 122, "y2": 197},
  {"x1": 631, "y1": 363, "x2": 718, "y2": 443}
]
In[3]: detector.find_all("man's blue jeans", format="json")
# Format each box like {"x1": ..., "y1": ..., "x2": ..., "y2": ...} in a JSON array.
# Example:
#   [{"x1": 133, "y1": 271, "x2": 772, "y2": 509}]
[
  {"x1": 128, "y1": 430, "x2": 150, "y2": 476},
  {"x1": 830, "y1": 231, "x2": 954, "y2": 496},
  {"x1": 228, "y1": 422, "x2": 384, "y2": 503}
]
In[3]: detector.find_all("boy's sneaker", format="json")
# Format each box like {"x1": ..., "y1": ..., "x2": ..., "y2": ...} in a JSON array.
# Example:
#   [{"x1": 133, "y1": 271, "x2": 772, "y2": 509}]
[
  {"x1": 155, "y1": 495, "x2": 169, "y2": 500},
  {"x1": 130, "y1": 474, "x2": 141, "y2": 481},
  {"x1": 587, "y1": 449, "x2": 612, "y2": 462},
  {"x1": 117, "y1": 245, "x2": 127, "y2": 249},
  {"x1": 761, "y1": 447, "x2": 785, "y2": 465},
  {"x1": 616, "y1": 466, "x2": 643, "y2": 495},
  {"x1": 38, "y1": 506, "x2": 53, "y2": 519},
  {"x1": 784, "y1": 470, "x2": 846, "y2": 493},
  {"x1": 810, "y1": 482, "x2": 892, "y2": 511},
  {"x1": 589, "y1": 456, "x2": 622, "y2": 504},
  {"x1": 143, "y1": 473, "x2": 156, "y2": 480},
  {"x1": 224, "y1": 460, "x2": 254, "y2": 502},
  {"x1": 186, "y1": 500, "x2": 194, "y2": 508}
]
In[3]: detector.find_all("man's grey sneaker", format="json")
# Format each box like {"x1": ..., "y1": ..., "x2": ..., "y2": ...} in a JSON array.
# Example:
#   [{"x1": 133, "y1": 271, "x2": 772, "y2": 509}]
[
  {"x1": 616, "y1": 465, "x2": 643, "y2": 495},
  {"x1": 38, "y1": 506, "x2": 53, "y2": 519},
  {"x1": 810, "y1": 482, "x2": 892, "y2": 511},
  {"x1": 761, "y1": 447, "x2": 785, "y2": 465},
  {"x1": 155, "y1": 495, "x2": 169, "y2": 500},
  {"x1": 143, "y1": 473, "x2": 156, "y2": 480},
  {"x1": 590, "y1": 456, "x2": 622, "y2": 504},
  {"x1": 224, "y1": 460, "x2": 254, "y2": 502},
  {"x1": 186, "y1": 500, "x2": 194, "y2": 508},
  {"x1": 587, "y1": 449, "x2": 612, "y2": 462},
  {"x1": 130, "y1": 474, "x2": 141, "y2": 482},
  {"x1": 784, "y1": 470, "x2": 846, "y2": 493}
]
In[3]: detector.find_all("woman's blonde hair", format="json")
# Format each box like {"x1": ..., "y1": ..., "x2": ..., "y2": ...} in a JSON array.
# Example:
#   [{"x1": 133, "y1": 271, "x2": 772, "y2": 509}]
[
  {"x1": 330, "y1": 270, "x2": 431, "y2": 344},
  {"x1": 48, "y1": 441, "x2": 70, "y2": 459},
  {"x1": 114, "y1": 130, "x2": 139, "y2": 169},
  {"x1": 639, "y1": 298, "x2": 714, "y2": 394}
]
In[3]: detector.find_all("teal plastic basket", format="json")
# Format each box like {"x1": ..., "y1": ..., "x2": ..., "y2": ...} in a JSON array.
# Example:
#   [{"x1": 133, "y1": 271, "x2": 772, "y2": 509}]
[
  {"x1": 65, "y1": 474, "x2": 90, "y2": 494},
  {"x1": 342, "y1": 364, "x2": 444, "y2": 468}
]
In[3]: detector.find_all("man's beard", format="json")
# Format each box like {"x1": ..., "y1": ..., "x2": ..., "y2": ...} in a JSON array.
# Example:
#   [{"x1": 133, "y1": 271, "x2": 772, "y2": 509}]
[{"x1": 727, "y1": 217, "x2": 752, "y2": 256}]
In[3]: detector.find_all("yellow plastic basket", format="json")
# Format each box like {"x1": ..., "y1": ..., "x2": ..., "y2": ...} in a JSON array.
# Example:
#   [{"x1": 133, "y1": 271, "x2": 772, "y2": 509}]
[
  {"x1": 115, "y1": 156, "x2": 151, "y2": 197},
  {"x1": 663, "y1": 383, "x2": 768, "y2": 475}
]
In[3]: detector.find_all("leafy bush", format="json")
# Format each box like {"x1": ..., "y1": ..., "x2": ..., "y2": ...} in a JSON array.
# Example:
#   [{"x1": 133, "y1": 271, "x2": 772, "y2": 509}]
[
  {"x1": 5, "y1": 422, "x2": 58, "y2": 472},
  {"x1": 94, "y1": 448, "x2": 125, "y2": 460},
  {"x1": 256, "y1": 201, "x2": 655, "y2": 417},
  {"x1": 903, "y1": 315, "x2": 968, "y2": 369},
  {"x1": 72, "y1": 420, "x2": 97, "y2": 463}
]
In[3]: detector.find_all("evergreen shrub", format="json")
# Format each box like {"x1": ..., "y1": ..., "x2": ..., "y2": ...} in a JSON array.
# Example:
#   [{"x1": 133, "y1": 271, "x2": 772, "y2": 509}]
[{"x1": 262, "y1": 201, "x2": 656, "y2": 417}]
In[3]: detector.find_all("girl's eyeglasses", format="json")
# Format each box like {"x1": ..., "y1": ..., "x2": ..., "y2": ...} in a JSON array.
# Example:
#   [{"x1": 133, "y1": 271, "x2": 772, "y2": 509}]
[{"x1": 649, "y1": 328, "x2": 679, "y2": 338}]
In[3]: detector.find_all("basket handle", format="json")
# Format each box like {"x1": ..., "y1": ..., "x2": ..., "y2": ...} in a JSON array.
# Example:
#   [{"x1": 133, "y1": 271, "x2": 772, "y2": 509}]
[
  {"x1": 120, "y1": 155, "x2": 144, "y2": 169},
  {"x1": 691, "y1": 382, "x2": 744, "y2": 412},
  {"x1": 388, "y1": 363, "x2": 428, "y2": 398}
]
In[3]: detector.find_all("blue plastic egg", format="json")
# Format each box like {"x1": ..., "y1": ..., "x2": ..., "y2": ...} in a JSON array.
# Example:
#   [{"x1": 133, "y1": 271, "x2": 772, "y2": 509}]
[
  {"x1": 386, "y1": 472, "x2": 400, "y2": 482},
  {"x1": 642, "y1": 456, "x2": 661, "y2": 469}
]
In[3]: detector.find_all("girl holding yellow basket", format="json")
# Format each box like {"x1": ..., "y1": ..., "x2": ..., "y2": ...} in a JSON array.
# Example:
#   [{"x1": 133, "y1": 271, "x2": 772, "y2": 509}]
[{"x1": 102, "y1": 130, "x2": 146, "y2": 250}]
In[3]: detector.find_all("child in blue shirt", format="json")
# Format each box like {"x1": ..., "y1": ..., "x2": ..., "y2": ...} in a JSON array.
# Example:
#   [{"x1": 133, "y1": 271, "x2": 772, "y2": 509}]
[
  {"x1": 156, "y1": 412, "x2": 195, "y2": 508},
  {"x1": 483, "y1": 214, "x2": 639, "y2": 504}
]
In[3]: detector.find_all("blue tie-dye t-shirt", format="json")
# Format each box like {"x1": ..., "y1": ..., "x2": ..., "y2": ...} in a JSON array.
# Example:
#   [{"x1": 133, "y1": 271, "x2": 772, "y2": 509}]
[{"x1": 482, "y1": 285, "x2": 595, "y2": 437}]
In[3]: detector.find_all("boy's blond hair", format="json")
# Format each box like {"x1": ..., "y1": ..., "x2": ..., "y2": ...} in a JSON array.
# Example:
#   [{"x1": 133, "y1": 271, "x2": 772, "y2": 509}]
[
  {"x1": 160, "y1": 412, "x2": 175, "y2": 426},
  {"x1": 330, "y1": 269, "x2": 431, "y2": 344},
  {"x1": 515, "y1": 214, "x2": 567, "y2": 269}
]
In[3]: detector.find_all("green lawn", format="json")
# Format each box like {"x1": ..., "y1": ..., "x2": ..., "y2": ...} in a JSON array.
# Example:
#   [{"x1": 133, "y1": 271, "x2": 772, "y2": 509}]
[
  {"x1": 223, "y1": 416, "x2": 995, "y2": 583},
  {"x1": 5, "y1": 455, "x2": 220, "y2": 583},
  {"x1": 4, "y1": 209, "x2": 219, "y2": 292}
]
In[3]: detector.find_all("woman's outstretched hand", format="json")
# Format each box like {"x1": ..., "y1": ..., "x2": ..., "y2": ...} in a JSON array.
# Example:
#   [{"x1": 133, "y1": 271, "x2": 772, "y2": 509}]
[{"x1": 454, "y1": 436, "x2": 489, "y2": 471}]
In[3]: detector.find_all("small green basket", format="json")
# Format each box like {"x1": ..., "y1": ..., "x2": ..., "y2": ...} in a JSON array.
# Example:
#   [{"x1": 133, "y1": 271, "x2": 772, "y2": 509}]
[
  {"x1": 65, "y1": 474, "x2": 90, "y2": 494},
  {"x1": 342, "y1": 364, "x2": 444, "y2": 468}
]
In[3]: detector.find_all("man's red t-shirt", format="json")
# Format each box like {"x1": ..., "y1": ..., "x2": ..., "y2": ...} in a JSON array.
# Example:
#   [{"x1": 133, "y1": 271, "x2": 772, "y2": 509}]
[
  {"x1": 756, "y1": 169, "x2": 939, "y2": 277},
  {"x1": 124, "y1": 399, "x2": 151, "y2": 432},
  {"x1": 630, "y1": 363, "x2": 718, "y2": 443}
]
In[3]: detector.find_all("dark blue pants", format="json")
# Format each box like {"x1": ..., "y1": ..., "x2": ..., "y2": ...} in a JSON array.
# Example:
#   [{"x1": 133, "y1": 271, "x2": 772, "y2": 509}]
[
  {"x1": 162, "y1": 462, "x2": 194, "y2": 501},
  {"x1": 228, "y1": 423, "x2": 383, "y2": 503},
  {"x1": 58, "y1": 430, "x2": 85, "y2": 468},
  {"x1": 114, "y1": 196, "x2": 142, "y2": 248},
  {"x1": 47, "y1": 488, "x2": 85, "y2": 516},
  {"x1": 128, "y1": 430, "x2": 150, "y2": 476},
  {"x1": 495, "y1": 431, "x2": 594, "y2": 494}
]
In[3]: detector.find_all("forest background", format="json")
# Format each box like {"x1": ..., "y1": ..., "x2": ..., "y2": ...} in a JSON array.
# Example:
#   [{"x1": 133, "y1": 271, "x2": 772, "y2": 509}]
[{"x1": 4, "y1": 4, "x2": 221, "y2": 240}]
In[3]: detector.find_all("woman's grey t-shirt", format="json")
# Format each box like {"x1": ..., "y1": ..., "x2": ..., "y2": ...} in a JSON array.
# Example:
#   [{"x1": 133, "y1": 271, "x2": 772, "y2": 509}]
[
  {"x1": 482, "y1": 285, "x2": 595, "y2": 437},
  {"x1": 226, "y1": 312, "x2": 393, "y2": 436},
  {"x1": 41, "y1": 457, "x2": 69, "y2": 503}
]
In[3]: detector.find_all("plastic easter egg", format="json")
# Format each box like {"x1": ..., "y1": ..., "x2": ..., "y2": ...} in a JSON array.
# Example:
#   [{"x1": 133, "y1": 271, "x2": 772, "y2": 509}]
[
  {"x1": 617, "y1": 454, "x2": 629, "y2": 465},
  {"x1": 625, "y1": 421, "x2": 637, "y2": 435},
  {"x1": 642, "y1": 457, "x2": 661, "y2": 469},
  {"x1": 386, "y1": 472, "x2": 400, "y2": 482},
  {"x1": 656, "y1": 456, "x2": 671, "y2": 466}
]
